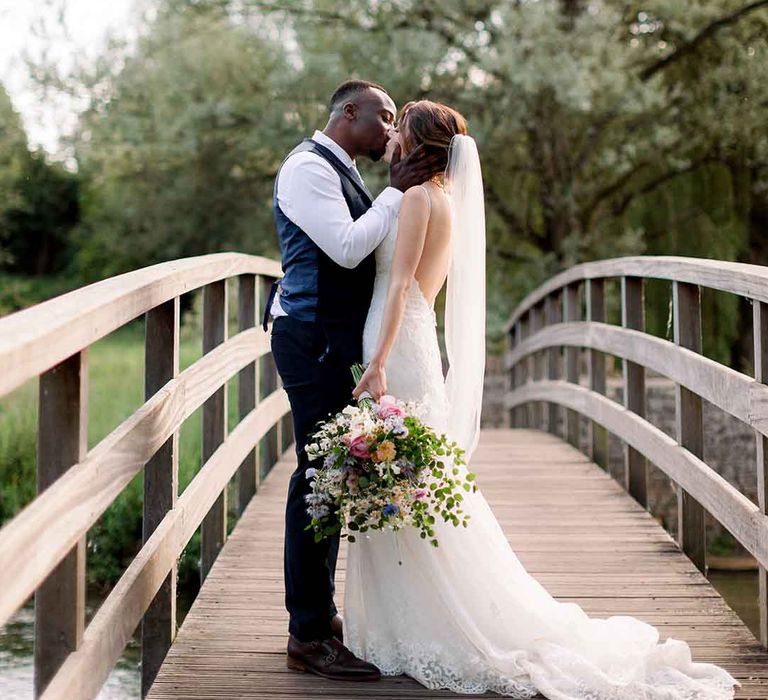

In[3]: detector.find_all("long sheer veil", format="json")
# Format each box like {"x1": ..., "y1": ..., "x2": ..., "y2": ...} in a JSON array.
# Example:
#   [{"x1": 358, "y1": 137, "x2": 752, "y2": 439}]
[{"x1": 443, "y1": 134, "x2": 486, "y2": 461}]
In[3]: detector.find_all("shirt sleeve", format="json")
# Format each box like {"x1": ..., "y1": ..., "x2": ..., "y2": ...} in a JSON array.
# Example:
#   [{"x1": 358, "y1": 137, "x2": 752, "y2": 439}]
[{"x1": 276, "y1": 152, "x2": 403, "y2": 269}]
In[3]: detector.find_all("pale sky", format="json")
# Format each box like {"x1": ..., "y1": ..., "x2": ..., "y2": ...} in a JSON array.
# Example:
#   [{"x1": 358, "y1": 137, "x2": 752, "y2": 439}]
[{"x1": 0, "y1": 0, "x2": 138, "y2": 157}]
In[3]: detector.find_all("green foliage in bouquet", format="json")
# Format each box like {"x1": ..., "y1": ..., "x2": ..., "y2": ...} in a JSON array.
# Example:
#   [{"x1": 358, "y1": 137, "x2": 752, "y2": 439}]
[{"x1": 303, "y1": 364, "x2": 477, "y2": 548}]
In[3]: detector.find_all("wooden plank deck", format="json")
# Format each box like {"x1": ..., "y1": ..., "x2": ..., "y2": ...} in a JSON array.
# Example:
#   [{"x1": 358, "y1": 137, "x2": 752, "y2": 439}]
[{"x1": 147, "y1": 429, "x2": 768, "y2": 699}]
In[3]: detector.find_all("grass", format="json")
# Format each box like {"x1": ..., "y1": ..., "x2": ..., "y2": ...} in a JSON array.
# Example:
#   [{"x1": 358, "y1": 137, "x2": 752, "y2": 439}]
[
  {"x1": 0, "y1": 272, "x2": 82, "y2": 317},
  {"x1": 0, "y1": 290, "x2": 251, "y2": 594}
]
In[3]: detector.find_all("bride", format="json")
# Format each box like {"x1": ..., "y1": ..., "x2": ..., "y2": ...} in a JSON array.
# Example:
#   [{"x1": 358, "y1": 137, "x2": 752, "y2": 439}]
[{"x1": 349, "y1": 99, "x2": 740, "y2": 699}]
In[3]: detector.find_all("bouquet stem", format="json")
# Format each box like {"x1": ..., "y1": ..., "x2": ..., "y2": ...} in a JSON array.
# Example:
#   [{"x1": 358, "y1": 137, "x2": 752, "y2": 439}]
[{"x1": 351, "y1": 363, "x2": 375, "y2": 409}]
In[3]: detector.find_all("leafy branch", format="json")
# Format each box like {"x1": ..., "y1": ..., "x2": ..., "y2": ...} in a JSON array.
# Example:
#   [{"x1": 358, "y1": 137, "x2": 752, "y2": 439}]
[{"x1": 639, "y1": 0, "x2": 768, "y2": 81}]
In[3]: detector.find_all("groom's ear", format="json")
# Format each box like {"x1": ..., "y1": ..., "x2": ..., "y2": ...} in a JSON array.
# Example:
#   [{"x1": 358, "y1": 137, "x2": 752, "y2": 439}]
[{"x1": 342, "y1": 102, "x2": 358, "y2": 121}]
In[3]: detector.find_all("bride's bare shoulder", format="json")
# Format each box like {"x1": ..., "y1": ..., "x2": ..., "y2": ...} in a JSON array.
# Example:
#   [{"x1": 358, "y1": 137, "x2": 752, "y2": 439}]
[
  {"x1": 396, "y1": 185, "x2": 432, "y2": 226},
  {"x1": 402, "y1": 184, "x2": 431, "y2": 208},
  {"x1": 400, "y1": 183, "x2": 449, "y2": 218}
]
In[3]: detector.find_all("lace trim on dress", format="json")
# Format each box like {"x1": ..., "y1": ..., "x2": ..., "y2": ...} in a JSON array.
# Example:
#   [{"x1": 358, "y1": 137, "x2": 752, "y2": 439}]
[{"x1": 355, "y1": 637, "x2": 539, "y2": 697}]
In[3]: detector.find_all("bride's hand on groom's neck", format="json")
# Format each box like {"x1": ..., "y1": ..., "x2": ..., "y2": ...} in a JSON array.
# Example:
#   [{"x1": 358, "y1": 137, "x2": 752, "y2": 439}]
[{"x1": 389, "y1": 143, "x2": 443, "y2": 193}]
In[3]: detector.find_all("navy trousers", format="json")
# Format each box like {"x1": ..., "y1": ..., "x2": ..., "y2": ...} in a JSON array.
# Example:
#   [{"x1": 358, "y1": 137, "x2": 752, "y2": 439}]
[{"x1": 270, "y1": 314, "x2": 356, "y2": 642}]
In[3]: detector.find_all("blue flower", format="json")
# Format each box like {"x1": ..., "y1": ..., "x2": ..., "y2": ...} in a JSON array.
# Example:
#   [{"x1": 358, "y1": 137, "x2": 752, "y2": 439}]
[{"x1": 382, "y1": 503, "x2": 400, "y2": 517}]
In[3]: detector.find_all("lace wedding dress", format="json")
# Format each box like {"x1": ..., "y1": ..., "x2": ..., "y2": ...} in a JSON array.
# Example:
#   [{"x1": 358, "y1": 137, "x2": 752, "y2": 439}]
[{"x1": 343, "y1": 192, "x2": 740, "y2": 699}]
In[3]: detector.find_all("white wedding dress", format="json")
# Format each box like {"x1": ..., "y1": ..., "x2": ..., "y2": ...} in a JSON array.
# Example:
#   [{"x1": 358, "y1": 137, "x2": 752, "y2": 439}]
[{"x1": 343, "y1": 189, "x2": 740, "y2": 699}]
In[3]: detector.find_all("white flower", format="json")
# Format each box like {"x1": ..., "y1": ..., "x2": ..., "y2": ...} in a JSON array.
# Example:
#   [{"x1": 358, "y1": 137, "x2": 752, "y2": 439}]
[
  {"x1": 307, "y1": 504, "x2": 330, "y2": 519},
  {"x1": 326, "y1": 468, "x2": 344, "y2": 483},
  {"x1": 305, "y1": 442, "x2": 320, "y2": 456},
  {"x1": 304, "y1": 492, "x2": 328, "y2": 505}
]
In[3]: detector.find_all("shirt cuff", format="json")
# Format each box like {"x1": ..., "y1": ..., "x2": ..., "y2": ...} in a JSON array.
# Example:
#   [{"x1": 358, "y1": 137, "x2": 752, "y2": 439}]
[{"x1": 375, "y1": 186, "x2": 404, "y2": 207}]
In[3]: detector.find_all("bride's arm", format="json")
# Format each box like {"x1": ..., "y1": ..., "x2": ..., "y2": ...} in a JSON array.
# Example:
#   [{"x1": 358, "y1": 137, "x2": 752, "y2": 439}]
[{"x1": 352, "y1": 186, "x2": 430, "y2": 401}]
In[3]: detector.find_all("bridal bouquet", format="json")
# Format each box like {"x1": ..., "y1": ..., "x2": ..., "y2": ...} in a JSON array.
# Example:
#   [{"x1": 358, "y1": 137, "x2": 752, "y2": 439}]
[{"x1": 303, "y1": 364, "x2": 477, "y2": 547}]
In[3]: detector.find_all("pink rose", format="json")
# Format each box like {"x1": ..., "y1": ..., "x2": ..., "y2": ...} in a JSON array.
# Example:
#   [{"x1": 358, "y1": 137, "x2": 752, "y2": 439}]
[
  {"x1": 349, "y1": 435, "x2": 371, "y2": 459},
  {"x1": 380, "y1": 405, "x2": 405, "y2": 419},
  {"x1": 412, "y1": 488, "x2": 429, "y2": 500},
  {"x1": 378, "y1": 395, "x2": 405, "y2": 419}
]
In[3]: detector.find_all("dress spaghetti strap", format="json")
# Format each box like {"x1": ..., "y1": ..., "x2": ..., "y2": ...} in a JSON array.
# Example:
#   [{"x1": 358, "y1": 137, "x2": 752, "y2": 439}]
[{"x1": 419, "y1": 183, "x2": 432, "y2": 215}]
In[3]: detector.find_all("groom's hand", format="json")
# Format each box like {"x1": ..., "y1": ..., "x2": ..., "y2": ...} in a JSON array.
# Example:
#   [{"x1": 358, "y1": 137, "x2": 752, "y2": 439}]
[{"x1": 389, "y1": 143, "x2": 443, "y2": 192}]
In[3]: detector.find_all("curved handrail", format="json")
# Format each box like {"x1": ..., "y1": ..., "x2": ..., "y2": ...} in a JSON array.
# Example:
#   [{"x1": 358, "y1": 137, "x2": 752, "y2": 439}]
[
  {"x1": 0, "y1": 252, "x2": 289, "y2": 699},
  {"x1": 504, "y1": 254, "x2": 768, "y2": 646},
  {"x1": 505, "y1": 321, "x2": 767, "y2": 437},
  {"x1": 505, "y1": 255, "x2": 768, "y2": 330},
  {"x1": 506, "y1": 381, "x2": 768, "y2": 570},
  {"x1": 0, "y1": 252, "x2": 282, "y2": 397},
  {"x1": 39, "y1": 390, "x2": 289, "y2": 700},
  {"x1": 0, "y1": 327, "x2": 272, "y2": 626}
]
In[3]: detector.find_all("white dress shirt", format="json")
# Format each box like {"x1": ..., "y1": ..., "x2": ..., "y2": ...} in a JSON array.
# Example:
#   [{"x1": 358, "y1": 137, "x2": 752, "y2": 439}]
[{"x1": 270, "y1": 130, "x2": 403, "y2": 317}]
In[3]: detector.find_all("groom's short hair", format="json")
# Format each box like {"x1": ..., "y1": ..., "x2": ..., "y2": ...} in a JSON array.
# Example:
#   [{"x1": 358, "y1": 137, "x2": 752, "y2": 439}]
[{"x1": 329, "y1": 80, "x2": 388, "y2": 112}]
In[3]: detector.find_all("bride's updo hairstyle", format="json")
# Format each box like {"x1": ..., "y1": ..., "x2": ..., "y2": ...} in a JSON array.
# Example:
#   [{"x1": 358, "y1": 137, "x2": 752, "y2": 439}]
[{"x1": 399, "y1": 100, "x2": 468, "y2": 177}]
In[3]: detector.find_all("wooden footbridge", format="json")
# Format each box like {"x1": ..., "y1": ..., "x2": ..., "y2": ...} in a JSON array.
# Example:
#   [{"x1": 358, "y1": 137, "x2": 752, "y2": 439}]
[{"x1": 3, "y1": 253, "x2": 768, "y2": 698}]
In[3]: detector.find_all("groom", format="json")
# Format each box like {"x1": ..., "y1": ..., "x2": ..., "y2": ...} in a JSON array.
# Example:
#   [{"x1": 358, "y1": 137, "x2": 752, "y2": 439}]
[{"x1": 263, "y1": 80, "x2": 440, "y2": 680}]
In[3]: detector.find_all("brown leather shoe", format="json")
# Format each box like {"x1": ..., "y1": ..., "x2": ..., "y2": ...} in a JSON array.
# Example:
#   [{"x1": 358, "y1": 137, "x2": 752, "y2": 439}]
[
  {"x1": 286, "y1": 634, "x2": 380, "y2": 681},
  {"x1": 330, "y1": 613, "x2": 343, "y2": 643}
]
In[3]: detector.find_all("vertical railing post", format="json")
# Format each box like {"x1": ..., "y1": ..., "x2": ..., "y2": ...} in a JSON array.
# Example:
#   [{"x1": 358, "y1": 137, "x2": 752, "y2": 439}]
[
  {"x1": 34, "y1": 351, "x2": 88, "y2": 698},
  {"x1": 201, "y1": 280, "x2": 228, "y2": 582},
  {"x1": 519, "y1": 312, "x2": 531, "y2": 428},
  {"x1": 673, "y1": 281, "x2": 706, "y2": 573},
  {"x1": 141, "y1": 298, "x2": 180, "y2": 697},
  {"x1": 586, "y1": 279, "x2": 608, "y2": 469},
  {"x1": 563, "y1": 283, "x2": 580, "y2": 447},
  {"x1": 544, "y1": 292, "x2": 561, "y2": 435},
  {"x1": 512, "y1": 320, "x2": 524, "y2": 428},
  {"x1": 506, "y1": 322, "x2": 517, "y2": 429},
  {"x1": 754, "y1": 299, "x2": 768, "y2": 647},
  {"x1": 260, "y1": 277, "x2": 281, "y2": 477},
  {"x1": 281, "y1": 408, "x2": 294, "y2": 452},
  {"x1": 530, "y1": 303, "x2": 544, "y2": 430},
  {"x1": 237, "y1": 274, "x2": 260, "y2": 515},
  {"x1": 622, "y1": 277, "x2": 647, "y2": 507}
]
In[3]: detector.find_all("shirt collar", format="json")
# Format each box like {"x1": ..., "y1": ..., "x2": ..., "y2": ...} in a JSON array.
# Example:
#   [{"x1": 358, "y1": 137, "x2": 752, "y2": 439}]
[{"x1": 312, "y1": 129, "x2": 355, "y2": 169}]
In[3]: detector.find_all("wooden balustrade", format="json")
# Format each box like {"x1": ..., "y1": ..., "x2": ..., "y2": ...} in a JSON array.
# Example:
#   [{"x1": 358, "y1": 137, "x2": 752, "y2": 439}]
[
  {"x1": 0, "y1": 253, "x2": 291, "y2": 699},
  {"x1": 754, "y1": 300, "x2": 768, "y2": 646},
  {"x1": 504, "y1": 255, "x2": 768, "y2": 648},
  {"x1": 621, "y1": 276, "x2": 647, "y2": 506}
]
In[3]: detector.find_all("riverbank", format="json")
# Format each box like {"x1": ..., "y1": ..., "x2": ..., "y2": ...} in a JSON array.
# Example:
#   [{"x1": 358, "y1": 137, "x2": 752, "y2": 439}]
[{"x1": 0, "y1": 587, "x2": 199, "y2": 699}]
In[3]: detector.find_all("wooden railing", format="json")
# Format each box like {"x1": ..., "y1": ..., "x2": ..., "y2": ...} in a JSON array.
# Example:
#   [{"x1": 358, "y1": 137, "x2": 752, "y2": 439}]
[
  {"x1": 0, "y1": 253, "x2": 291, "y2": 699},
  {"x1": 505, "y1": 256, "x2": 768, "y2": 648}
]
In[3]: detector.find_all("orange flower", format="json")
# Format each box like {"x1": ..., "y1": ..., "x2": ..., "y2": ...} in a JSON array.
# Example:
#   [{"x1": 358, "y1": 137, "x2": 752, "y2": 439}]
[{"x1": 373, "y1": 440, "x2": 396, "y2": 463}]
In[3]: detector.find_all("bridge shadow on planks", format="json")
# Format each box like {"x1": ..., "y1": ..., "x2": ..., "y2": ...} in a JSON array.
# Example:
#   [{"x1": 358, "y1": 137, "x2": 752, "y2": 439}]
[{"x1": 147, "y1": 429, "x2": 768, "y2": 699}]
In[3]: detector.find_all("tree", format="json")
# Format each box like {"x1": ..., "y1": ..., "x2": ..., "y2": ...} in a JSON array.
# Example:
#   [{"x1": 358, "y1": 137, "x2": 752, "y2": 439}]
[
  {"x1": 230, "y1": 0, "x2": 767, "y2": 351},
  {"x1": 55, "y1": 3, "x2": 299, "y2": 280},
  {"x1": 29, "y1": 0, "x2": 768, "y2": 355},
  {"x1": 0, "y1": 84, "x2": 30, "y2": 268},
  {"x1": 4, "y1": 149, "x2": 79, "y2": 275}
]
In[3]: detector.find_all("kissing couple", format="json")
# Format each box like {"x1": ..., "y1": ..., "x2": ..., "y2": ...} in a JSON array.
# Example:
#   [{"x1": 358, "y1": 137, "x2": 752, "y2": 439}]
[{"x1": 264, "y1": 79, "x2": 739, "y2": 699}]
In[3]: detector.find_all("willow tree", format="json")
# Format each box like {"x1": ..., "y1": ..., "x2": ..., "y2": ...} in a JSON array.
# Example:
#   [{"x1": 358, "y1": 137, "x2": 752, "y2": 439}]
[{"x1": 232, "y1": 0, "x2": 767, "y2": 348}]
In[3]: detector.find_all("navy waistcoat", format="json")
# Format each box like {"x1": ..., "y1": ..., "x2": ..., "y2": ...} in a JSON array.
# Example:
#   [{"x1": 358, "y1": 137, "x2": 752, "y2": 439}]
[{"x1": 266, "y1": 139, "x2": 377, "y2": 366}]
